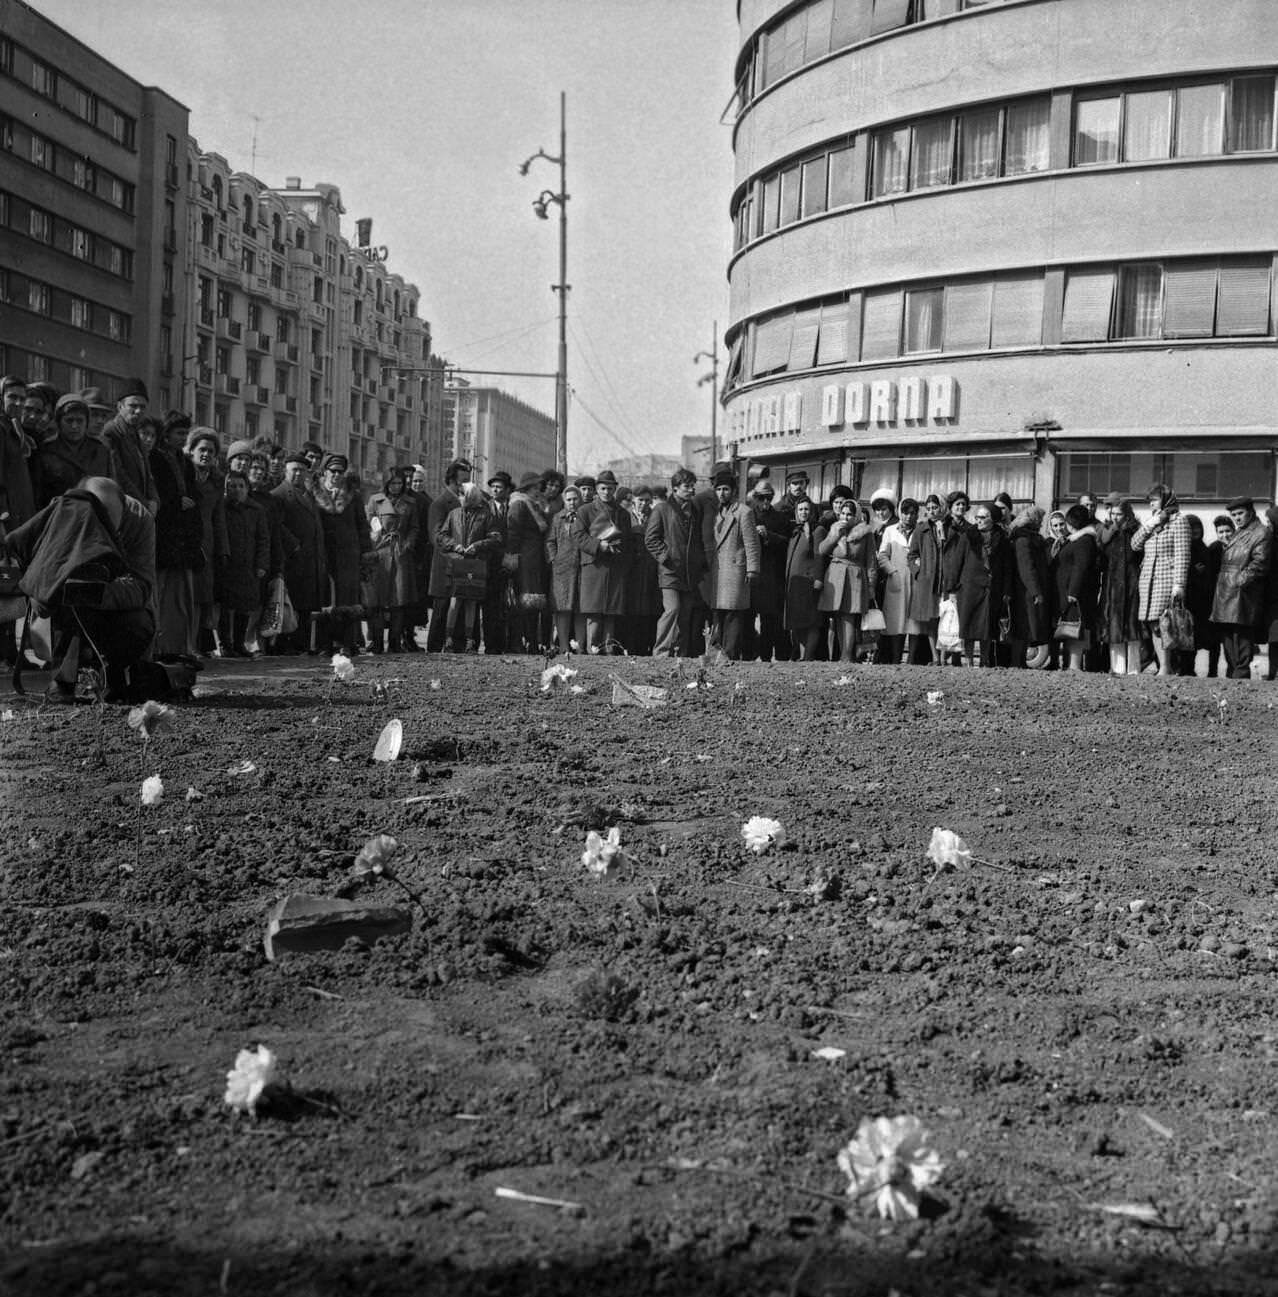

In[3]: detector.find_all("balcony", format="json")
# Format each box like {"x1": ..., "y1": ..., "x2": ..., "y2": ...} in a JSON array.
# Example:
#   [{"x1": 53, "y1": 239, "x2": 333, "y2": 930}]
[
  {"x1": 215, "y1": 373, "x2": 241, "y2": 398},
  {"x1": 197, "y1": 244, "x2": 218, "y2": 269},
  {"x1": 364, "y1": 378, "x2": 377, "y2": 395},
  {"x1": 216, "y1": 318, "x2": 242, "y2": 342},
  {"x1": 274, "y1": 341, "x2": 299, "y2": 365},
  {"x1": 306, "y1": 301, "x2": 326, "y2": 324},
  {"x1": 245, "y1": 385, "x2": 270, "y2": 406},
  {"x1": 311, "y1": 353, "x2": 325, "y2": 372},
  {"x1": 245, "y1": 329, "x2": 272, "y2": 353},
  {"x1": 286, "y1": 395, "x2": 298, "y2": 414}
]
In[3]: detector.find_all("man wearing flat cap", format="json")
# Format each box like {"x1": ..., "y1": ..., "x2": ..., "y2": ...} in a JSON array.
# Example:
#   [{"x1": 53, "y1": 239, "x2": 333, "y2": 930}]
[
  {"x1": 573, "y1": 474, "x2": 597, "y2": 505},
  {"x1": 1210, "y1": 495, "x2": 1271, "y2": 679},
  {"x1": 502, "y1": 471, "x2": 551, "y2": 652},
  {"x1": 426, "y1": 458, "x2": 472, "y2": 652},
  {"x1": 708, "y1": 471, "x2": 761, "y2": 660},
  {"x1": 102, "y1": 379, "x2": 159, "y2": 516},
  {"x1": 35, "y1": 394, "x2": 117, "y2": 508},
  {"x1": 571, "y1": 469, "x2": 631, "y2": 652}
]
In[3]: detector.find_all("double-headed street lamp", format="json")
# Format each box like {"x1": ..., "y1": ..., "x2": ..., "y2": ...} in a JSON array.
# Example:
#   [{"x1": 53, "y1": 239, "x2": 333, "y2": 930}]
[
  {"x1": 694, "y1": 320, "x2": 720, "y2": 467},
  {"x1": 519, "y1": 92, "x2": 569, "y2": 474}
]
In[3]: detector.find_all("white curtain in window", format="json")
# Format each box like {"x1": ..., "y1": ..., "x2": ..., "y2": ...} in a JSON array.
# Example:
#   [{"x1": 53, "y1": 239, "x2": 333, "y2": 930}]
[
  {"x1": 958, "y1": 107, "x2": 1001, "y2": 181},
  {"x1": 901, "y1": 457, "x2": 965, "y2": 503},
  {"x1": 874, "y1": 128, "x2": 910, "y2": 196},
  {"x1": 1074, "y1": 98, "x2": 1120, "y2": 165},
  {"x1": 943, "y1": 281, "x2": 993, "y2": 351},
  {"x1": 1227, "y1": 75, "x2": 1276, "y2": 152},
  {"x1": 752, "y1": 315, "x2": 794, "y2": 376},
  {"x1": 910, "y1": 118, "x2": 954, "y2": 189},
  {"x1": 1061, "y1": 269, "x2": 1116, "y2": 342},
  {"x1": 904, "y1": 288, "x2": 943, "y2": 353},
  {"x1": 1123, "y1": 90, "x2": 1172, "y2": 161},
  {"x1": 1175, "y1": 84, "x2": 1225, "y2": 157},
  {"x1": 1005, "y1": 99, "x2": 1050, "y2": 174},
  {"x1": 828, "y1": 145, "x2": 858, "y2": 207},
  {"x1": 861, "y1": 289, "x2": 904, "y2": 360},
  {"x1": 967, "y1": 456, "x2": 1034, "y2": 503},
  {"x1": 990, "y1": 275, "x2": 1045, "y2": 347},
  {"x1": 1115, "y1": 264, "x2": 1163, "y2": 338},
  {"x1": 1216, "y1": 260, "x2": 1272, "y2": 336},
  {"x1": 1162, "y1": 263, "x2": 1218, "y2": 337},
  {"x1": 816, "y1": 300, "x2": 849, "y2": 365}
]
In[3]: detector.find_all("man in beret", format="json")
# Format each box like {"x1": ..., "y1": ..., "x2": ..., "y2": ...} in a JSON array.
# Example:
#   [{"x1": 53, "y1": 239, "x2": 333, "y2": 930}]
[
  {"x1": 573, "y1": 474, "x2": 596, "y2": 505},
  {"x1": 102, "y1": 379, "x2": 159, "y2": 516},
  {"x1": 1210, "y1": 496, "x2": 1272, "y2": 679},
  {"x1": 35, "y1": 395, "x2": 117, "y2": 509}
]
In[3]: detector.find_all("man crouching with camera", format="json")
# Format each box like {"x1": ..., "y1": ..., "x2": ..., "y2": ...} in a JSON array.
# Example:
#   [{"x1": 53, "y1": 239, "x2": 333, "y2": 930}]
[{"x1": 3, "y1": 476, "x2": 155, "y2": 703}]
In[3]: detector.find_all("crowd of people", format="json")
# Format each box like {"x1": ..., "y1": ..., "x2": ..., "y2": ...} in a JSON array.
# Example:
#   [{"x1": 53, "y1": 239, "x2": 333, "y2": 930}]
[{"x1": 3, "y1": 372, "x2": 1277, "y2": 699}]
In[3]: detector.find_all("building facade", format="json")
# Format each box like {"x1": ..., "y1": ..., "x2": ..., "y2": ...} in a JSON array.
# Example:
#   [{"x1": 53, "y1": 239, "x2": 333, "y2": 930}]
[
  {"x1": 725, "y1": 0, "x2": 1278, "y2": 512},
  {"x1": 448, "y1": 385, "x2": 556, "y2": 484},
  {"x1": 0, "y1": 0, "x2": 188, "y2": 402}
]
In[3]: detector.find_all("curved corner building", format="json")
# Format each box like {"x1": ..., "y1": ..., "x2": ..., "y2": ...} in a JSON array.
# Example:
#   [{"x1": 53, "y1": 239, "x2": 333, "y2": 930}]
[{"x1": 724, "y1": 0, "x2": 1278, "y2": 510}]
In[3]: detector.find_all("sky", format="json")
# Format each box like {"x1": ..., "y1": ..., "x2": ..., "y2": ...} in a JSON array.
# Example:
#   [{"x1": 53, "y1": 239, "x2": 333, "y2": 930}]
[{"x1": 34, "y1": 0, "x2": 741, "y2": 473}]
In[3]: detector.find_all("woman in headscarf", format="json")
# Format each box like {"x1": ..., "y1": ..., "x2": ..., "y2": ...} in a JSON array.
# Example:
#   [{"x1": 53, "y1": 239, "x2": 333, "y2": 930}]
[
  {"x1": 1005, "y1": 505, "x2": 1051, "y2": 667},
  {"x1": 1131, "y1": 483, "x2": 1191, "y2": 676},
  {"x1": 184, "y1": 427, "x2": 228, "y2": 656},
  {"x1": 816, "y1": 497, "x2": 875, "y2": 663},
  {"x1": 310, "y1": 452, "x2": 371, "y2": 657},
  {"x1": 546, "y1": 483, "x2": 586, "y2": 653},
  {"x1": 1055, "y1": 503, "x2": 1101, "y2": 671},
  {"x1": 436, "y1": 481, "x2": 502, "y2": 652},
  {"x1": 907, "y1": 493, "x2": 945, "y2": 663},
  {"x1": 1097, "y1": 494, "x2": 1143, "y2": 674},
  {"x1": 363, "y1": 467, "x2": 418, "y2": 654},
  {"x1": 875, "y1": 496, "x2": 916, "y2": 664},
  {"x1": 1045, "y1": 510, "x2": 1069, "y2": 669},
  {"x1": 784, "y1": 497, "x2": 824, "y2": 660}
]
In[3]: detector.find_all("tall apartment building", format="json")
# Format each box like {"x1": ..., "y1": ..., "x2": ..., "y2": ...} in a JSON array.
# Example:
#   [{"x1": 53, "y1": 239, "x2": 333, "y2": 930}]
[
  {"x1": 725, "y1": 0, "x2": 1278, "y2": 511},
  {"x1": 0, "y1": 0, "x2": 188, "y2": 401},
  {"x1": 447, "y1": 384, "x2": 556, "y2": 484}
]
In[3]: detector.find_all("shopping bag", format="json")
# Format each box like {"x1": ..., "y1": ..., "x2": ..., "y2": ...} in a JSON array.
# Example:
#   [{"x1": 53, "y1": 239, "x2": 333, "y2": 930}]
[
  {"x1": 1159, "y1": 597, "x2": 1194, "y2": 651},
  {"x1": 937, "y1": 597, "x2": 962, "y2": 652},
  {"x1": 260, "y1": 577, "x2": 297, "y2": 638},
  {"x1": 1053, "y1": 600, "x2": 1083, "y2": 639}
]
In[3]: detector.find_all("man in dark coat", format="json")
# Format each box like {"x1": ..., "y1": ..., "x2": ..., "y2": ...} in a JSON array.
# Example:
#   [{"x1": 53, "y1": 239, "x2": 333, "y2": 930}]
[
  {"x1": 1, "y1": 375, "x2": 36, "y2": 527},
  {"x1": 1210, "y1": 496, "x2": 1272, "y2": 679},
  {"x1": 645, "y1": 468, "x2": 707, "y2": 658},
  {"x1": 482, "y1": 470, "x2": 513, "y2": 654},
  {"x1": 744, "y1": 479, "x2": 791, "y2": 661},
  {"x1": 425, "y1": 458, "x2": 471, "y2": 652},
  {"x1": 102, "y1": 379, "x2": 159, "y2": 517},
  {"x1": 271, "y1": 453, "x2": 328, "y2": 653},
  {"x1": 34, "y1": 395, "x2": 116, "y2": 508},
  {"x1": 572, "y1": 469, "x2": 631, "y2": 654}
]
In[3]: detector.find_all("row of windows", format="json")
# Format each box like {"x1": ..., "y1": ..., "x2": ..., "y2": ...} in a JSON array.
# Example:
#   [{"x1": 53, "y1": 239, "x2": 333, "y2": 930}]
[
  {"x1": 0, "y1": 192, "x2": 134, "y2": 280},
  {"x1": 736, "y1": 0, "x2": 999, "y2": 112},
  {"x1": 0, "y1": 270, "x2": 131, "y2": 343},
  {"x1": 0, "y1": 37, "x2": 137, "y2": 150},
  {"x1": 0, "y1": 113, "x2": 136, "y2": 213},
  {"x1": 736, "y1": 256, "x2": 1274, "y2": 384},
  {"x1": 734, "y1": 74, "x2": 1278, "y2": 250}
]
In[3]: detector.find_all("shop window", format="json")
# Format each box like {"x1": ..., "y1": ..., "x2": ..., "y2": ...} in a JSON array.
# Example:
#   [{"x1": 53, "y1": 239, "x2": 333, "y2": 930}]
[{"x1": 1063, "y1": 453, "x2": 1132, "y2": 498}]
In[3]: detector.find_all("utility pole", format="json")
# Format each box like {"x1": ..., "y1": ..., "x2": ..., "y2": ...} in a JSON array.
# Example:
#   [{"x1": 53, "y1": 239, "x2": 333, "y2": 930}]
[{"x1": 694, "y1": 320, "x2": 720, "y2": 466}]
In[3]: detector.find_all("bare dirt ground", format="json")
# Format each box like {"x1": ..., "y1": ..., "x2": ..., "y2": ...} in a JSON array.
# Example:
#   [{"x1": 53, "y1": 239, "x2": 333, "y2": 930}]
[{"x1": 2, "y1": 651, "x2": 1277, "y2": 1297}]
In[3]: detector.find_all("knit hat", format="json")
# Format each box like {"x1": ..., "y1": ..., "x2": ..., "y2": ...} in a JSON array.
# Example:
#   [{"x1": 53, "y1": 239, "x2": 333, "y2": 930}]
[
  {"x1": 184, "y1": 426, "x2": 219, "y2": 454},
  {"x1": 117, "y1": 378, "x2": 149, "y2": 402},
  {"x1": 870, "y1": 487, "x2": 897, "y2": 509},
  {"x1": 227, "y1": 439, "x2": 254, "y2": 462}
]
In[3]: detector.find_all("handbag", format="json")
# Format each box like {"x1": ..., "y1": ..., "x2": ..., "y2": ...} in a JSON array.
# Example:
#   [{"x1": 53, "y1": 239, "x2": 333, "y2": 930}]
[
  {"x1": 446, "y1": 553, "x2": 488, "y2": 598},
  {"x1": 1053, "y1": 600, "x2": 1082, "y2": 639},
  {"x1": 861, "y1": 604, "x2": 886, "y2": 633},
  {"x1": 260, "y1": 577, "x2": 297, "y2": 638},
  {"x1": 937, "y1": 596, "x2": 962, "y2": 652},
  {"x1": 1159, "y1": 597, "x2": 1195, "y2": 651}
]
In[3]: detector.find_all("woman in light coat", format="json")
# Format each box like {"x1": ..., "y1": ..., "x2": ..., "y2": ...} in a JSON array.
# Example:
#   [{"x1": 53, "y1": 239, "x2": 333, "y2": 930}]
[
  {"x1": 364, "y1": 468, "x2": 418, "y2": 654},
  {"x1": 817, "y1": 498, "x2": 875, "y2": 663},
  {"x1": 1131, "y1": 483, "x2": 1191, "y2": 676},
  {"x1": 875, "y1": 497, "x2": 917, "y2": 664},
  {"x1": 545, "y1": 484, "x2": 586, "y2": 653}
]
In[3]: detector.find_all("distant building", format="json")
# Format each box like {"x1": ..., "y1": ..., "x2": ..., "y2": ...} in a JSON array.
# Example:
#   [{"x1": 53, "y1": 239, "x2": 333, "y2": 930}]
[
  {"x1": 596, "y1": 453, "x2": 686, "y2": 490},
  {"x1": 679, "y1": 436, "x2": 717, "y2": 483},
  {"x1": 0, "y1": 0, "x2": 189, "y2": 402},
  {"x1": 448, "y1": 385, "x2": 555, "y2": 484},
  {"x1": 726, "y1": 0, "x2": 1278, "y2": 511}
]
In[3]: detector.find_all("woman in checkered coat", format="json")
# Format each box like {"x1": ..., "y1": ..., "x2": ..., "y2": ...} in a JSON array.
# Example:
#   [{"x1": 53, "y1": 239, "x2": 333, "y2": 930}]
[{"x1": 1131, "y1": 484, "x2": 1191, "y2": 677}]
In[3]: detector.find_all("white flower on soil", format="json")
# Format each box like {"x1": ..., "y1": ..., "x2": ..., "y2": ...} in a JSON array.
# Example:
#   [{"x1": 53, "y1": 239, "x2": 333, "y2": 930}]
[
  {"x1": 581, "y1": 826, "x2": 630, "y2": 877},
  {"x1": 224, "y1": 1044, "x2": 278, "y2": 1117},
  {"x1": 355, "y1": 833, "x2": 398, "y2": 879},
  {"x1": 926, "y1": 827, "x2": 971, "y2": 868},
  {"x1": 127, "y1": 700, "x2": 175, "y2": 740},
  {"x1": 742, "y1": 815, "x2": 785, "y2": 855},
  {"x1": 331, "y1": 653, "x2": 356, "y2": 683},
  {"x1": 837, "y1": 1114, "x2": 944, "y2": 1220},
  {"x1": 540, "y1": 664, "x2": 579, "y2": 692},
  {"x1": 140, "y1": 775, "x2": 164, "y2": 806}
]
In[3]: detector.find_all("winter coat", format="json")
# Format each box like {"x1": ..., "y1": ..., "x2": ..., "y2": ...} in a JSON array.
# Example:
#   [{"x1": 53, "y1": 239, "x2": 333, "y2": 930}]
[
  {"x1": 748, "y1": 503, "x2": 790, "y2": 617},
  {"x1": 1132, "y1": 511, "x2": 1191, "y2": 623},
  {"x1": 1262, "y1": 508, "x2": 1278, "y2": 642},
  {"x1": 875, "y1": 522, "x2": 916, "y2": 636},
  {"x1": 906, "y1": 522, "x2": 943, "y2": 623},
  {"x1": 644, "y1": 498, "x2": 707, "y2": 593},
  {"x1": 0, "y1": 418, "x2": 36, "y2": 526},
  {"x1": 406, "y1": 488, "x2": 433, "y2": 600},
  {"x1": 150, "y1": 446, "x2": 203, "y2": 572},
  {"x1": 189, "y1": 471, "x2": 228, "y2": 605},
  {"x1": 426, "y1": 485, "x2": 463, "y2": 599},
  {"x1": 311, "y1": 480, "x2": 371, "y2": 606},
  {"x1": 709, "y1": 501, "x2": 762, "y2": 611},
  {"x1": 249, "y1": 486, "x2": 288, "y2": 581},
  {"x1": 102, "y1": 414, "x2": 158, "y2": 514},
  {"x1": 218, "y1": 498, "x2": 270, "y2": 614},
  {"x1": 965, "y1": 526, "x2": 1010, "y2": 641},
  {"x1": 626, "y1": 504, "x2": 661, "y2": 618},
  {"x1": 784, "y1": 525, "x2": 824, "y2": 631},
  {"x1": 364, "y1": 490, "x2": 418, "y2": 608},
  {"x1": 1210, "y1": 515, "x2": 1271, "y2": 628},
  {"x1": 504, "y1": 492, "x2": 550, "y2": 602},
  {"x1": 436, "y1": 502, "x2": 502, "y2": 598},
  {"x1": 573, "y1": 499, "x2": 632, "y2": 616},
  {"x1": 1097, "y1": 518, "x2": 1143, "y2": 644},
  {"x1": 938, "y1": 521, "x2": 988, "y2": 639},
  {"x1": 546, "y1": 508, "x2": 584, "y2": 612},
  {"x1": 271, "y1": 480, "x2": 327, "y2": 612},
  {"x1": 34, "y1": 435, "x2": 115, "y2": 509},
  {"x1": 816, "y1": 518, "x2": 874, "y2": 614},
  {"x1": 1054, "y1": 529, "x2": 1101, "y2": 635},
  {"x1": 1006, "y1": 522, "x2": 1051, "y2": 644}
]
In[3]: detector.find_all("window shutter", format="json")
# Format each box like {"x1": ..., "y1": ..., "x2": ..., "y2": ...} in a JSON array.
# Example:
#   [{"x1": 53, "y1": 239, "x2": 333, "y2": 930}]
[
  {"x1": 752, "y1": 314, "x2": 794, "y2": 376},
  {"x1": 990, "y1": 275, "x2": 1044, "y2": 347},
  {"x1": 860, "y1": 289, "x2": 903, "y2": 360},
  {"x1": 789, "y1": 308, "x2": 821, "y2": 370},
  {"x1": 942, "y1": 281, "x2": 993, "y2": 351},
  {"x1": 816, "y1": 300, "x2": 849, "y2": 365},
  {"x1": 1060, "y1": 269, "x2": 1115, "y2": 342},
  {"x1": 1162, "y1": 263, "x2": 1218, "y2": 337},
  {"x1": 1216, "y1": 260, "x2": 1272, "y2": 336}
]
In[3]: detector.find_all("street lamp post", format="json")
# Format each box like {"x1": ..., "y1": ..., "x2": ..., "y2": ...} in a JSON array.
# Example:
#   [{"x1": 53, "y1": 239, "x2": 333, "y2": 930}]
[
  {"x1": 694, "y1": 320, "x2": 720, "y2": 467},
  {"x1": 519, "y1": 92, "x2": 569, "y2": 475}
]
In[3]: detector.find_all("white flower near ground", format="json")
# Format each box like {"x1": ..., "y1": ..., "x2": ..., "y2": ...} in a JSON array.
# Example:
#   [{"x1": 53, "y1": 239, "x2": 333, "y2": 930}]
[
  {"x1": 185, "y1": 786, "x2": 203, "y2": 802},
  {"x1": 569, "y1": 684, "x2": 587, "y2": 695},
  {"x1": 127, "y1": 700, "x2": 175, "y2": 740},
  {"x1": 540, "y1": 663, "x2": 579, "y2": 692},
  {"x1": 224, "y1": 1044, "x2": 278, "y2": 1117},
  {"x1": 742, "y1": 815, "x2": 785, "y2": 855},
  {"x1": 331, "y1": 653, "x2": 356, "y2": 683},
  {"x1": 140, "y1": 775, "x2": 164, "y2": 806},
  {"x1": 581, "y1": 826, "x2": 630, "y2": 877},
  {"x1": 355, "y1": 833, "x2": 398, "y2": 878},
  {"x1": 926, "y1": 827, "x2": 972, "y2": 868},
  {"x1": 837, "y1": 1115, "x2": 944, "y2": 1220},
  {"x1": 226, "y1": 759, "x2": 257, "y2": 776},
  {"x1": 926, "y1": 691, "x2": 944, "y2": 705}
]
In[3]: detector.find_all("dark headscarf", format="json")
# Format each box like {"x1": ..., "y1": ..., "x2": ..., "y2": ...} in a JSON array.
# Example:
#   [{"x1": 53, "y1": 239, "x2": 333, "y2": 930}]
[{"x1": 1146, "y1": 483, "x2": 1180, "y2": 516}]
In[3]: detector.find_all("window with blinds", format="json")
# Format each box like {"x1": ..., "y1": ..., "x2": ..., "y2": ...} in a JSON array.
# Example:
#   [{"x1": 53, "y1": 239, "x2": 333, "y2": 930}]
[
  {"x1": 1061, "y1": 270, "x2": 1117, "y2": 342},
  {"x1": 861, "y1": 289, "x2": 904, "y2": 360},
  {"x1": 751, "y1": 315, "x2": 794, "y2": 377}
]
